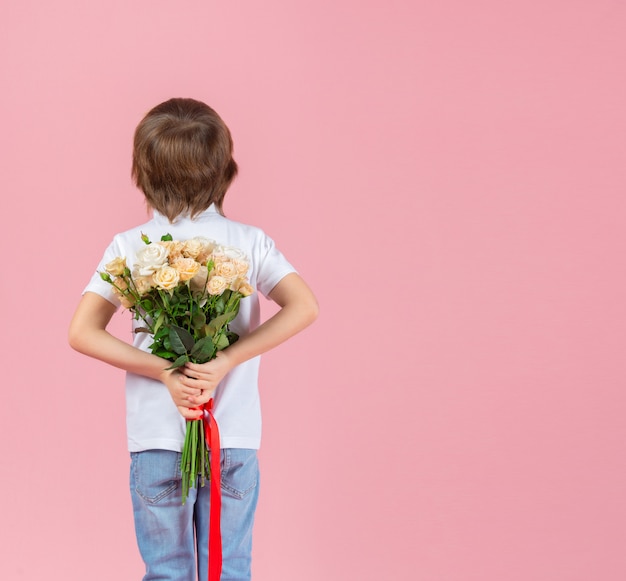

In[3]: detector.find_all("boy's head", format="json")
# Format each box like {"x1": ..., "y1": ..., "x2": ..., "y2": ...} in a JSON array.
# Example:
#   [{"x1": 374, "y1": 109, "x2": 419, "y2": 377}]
[{"x1": 132, "y1": 98, "x2": 238, "y2": 221}]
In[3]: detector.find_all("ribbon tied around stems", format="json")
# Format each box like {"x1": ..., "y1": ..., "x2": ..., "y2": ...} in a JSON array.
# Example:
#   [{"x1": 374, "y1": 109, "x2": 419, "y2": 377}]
[{"x1": 203, "y1": 399, "x2": 222, "y2": 581}]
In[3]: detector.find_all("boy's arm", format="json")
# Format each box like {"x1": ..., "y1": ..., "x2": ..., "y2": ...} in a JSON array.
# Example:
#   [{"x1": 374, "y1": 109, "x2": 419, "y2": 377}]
[
  {"x1": 182, "y1": 272, "x2": 319, "y2": 404},
  {"x1": 68, "y1": 292, "x2": 209, "y2": 419}
]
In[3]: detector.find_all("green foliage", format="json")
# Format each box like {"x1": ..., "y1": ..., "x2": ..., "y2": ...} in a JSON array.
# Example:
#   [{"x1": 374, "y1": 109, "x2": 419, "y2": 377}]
[
  {"x1": 191, "y1": 310, "x2": 206, "y2": 330},
  {"x1": 122, "y1": 276, "x2": 243, "y2": 369},
  {"x1": 165, "y1": 355, "x2": 190, "y2": 370},
  {"x1": 190, "y1": 336, "x2": 215, "y2": 362},
  {"x1": 145, "y1": 290, "x2": 242, "y2": 367},
  {"x1": 169, "y1": 326, "x2": 196, "y2": 354}
]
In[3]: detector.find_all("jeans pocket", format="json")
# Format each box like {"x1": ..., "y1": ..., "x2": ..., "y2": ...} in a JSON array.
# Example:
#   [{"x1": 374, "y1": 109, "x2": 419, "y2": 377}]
[
  {"x1": 220, "y1": 449, "x2": 259, "y2": 499},
  {"x1": 132, "y1": 450, "x2": 181, "y2": 504}
]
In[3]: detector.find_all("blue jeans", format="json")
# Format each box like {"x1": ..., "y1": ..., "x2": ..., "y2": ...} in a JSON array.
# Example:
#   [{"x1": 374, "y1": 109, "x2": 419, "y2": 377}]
[{"x1": 130, "y1": 449, "x2": 260, "y2": 581}]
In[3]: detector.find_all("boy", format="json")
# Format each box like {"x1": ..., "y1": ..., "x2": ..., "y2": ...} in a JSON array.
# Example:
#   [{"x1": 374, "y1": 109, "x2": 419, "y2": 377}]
[{"x1": 68, "y1": 98, "x2": 318, "y2": 581}]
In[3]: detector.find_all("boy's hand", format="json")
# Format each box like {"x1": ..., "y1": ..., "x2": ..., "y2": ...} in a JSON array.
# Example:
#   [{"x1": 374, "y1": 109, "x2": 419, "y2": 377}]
[
  {"x1": 182, "y1": 351, "x2": 234, "y2": 405},
  {"x1": 160, "y1": 368, "x2": 214, "y2": 420}
]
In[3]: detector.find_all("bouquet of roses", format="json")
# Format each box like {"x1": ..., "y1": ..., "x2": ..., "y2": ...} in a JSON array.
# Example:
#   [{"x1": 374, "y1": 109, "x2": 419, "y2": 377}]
[{"x1": 99, "y1": 233, "x2": 253, "y2": 503}]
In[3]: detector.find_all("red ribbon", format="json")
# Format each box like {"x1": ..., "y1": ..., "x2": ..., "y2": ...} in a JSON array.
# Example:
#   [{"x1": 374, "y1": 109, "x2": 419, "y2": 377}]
[{"x1": 203, "y1": 399, "x2": 222, "y2": 581}]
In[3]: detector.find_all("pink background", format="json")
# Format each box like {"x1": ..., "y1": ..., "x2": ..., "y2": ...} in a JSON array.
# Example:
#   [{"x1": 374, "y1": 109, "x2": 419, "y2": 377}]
[{"x1": 2, "y1": 1, "x2": 625, "y2": 579}]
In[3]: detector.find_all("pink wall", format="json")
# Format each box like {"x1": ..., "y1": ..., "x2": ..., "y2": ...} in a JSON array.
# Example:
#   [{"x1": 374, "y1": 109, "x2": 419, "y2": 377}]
[{"x1": 2, "y1": 1, "x2": 625, "y2": 579}]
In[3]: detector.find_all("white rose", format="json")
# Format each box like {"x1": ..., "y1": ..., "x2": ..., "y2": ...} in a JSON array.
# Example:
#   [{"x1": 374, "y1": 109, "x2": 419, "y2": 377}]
[
  {"x1": 135, "y1": 243, "x2": 170, "y2": 276},
  {"x1": 213, "y1": 245, "x2": 248, "y2": 262}
]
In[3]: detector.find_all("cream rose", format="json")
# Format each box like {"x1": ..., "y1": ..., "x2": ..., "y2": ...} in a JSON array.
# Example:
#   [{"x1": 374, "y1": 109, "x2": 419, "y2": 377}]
[
  {"x1": 172, "y1": 257, "x2": 201, "y2": 281},
  {"x1": 133, "y1": 275, "x2": 154, "y2": 295},
  {"x1": 197, "y1": 249, "x2": 215, "y2": 265},
  {"x1": 135, "y1": 243, "x2": 170, "y2": 276},
  {"x1": 161, "y1": 240, "x2": 185, "y2": 261},
  {"x1": 118, "y1": 294, "x2": 135, "y2": 309},
  {"x1": 207, "y1": 275, "x2": 228, "y2": 295},
  {"x1": 105, "y1": 257, "x2": 127, "y2": 277},
  {"x1": 214, "y1": 261, "x2": 238, "y2": 281},
  {"x1": 112, "y1": 277, "x2": 136, "y2": 308},
  {"x1": 232, "y1": 259, "x2": 249, "y2": 276},
  {"x1": 236, "y1": 281, "x2": 254, "y2": 297},
  {"x1": 183, "y1": 237, "x2": 217, "y2": 261},
  {"x1": 153, "y1": 266, "x2": 180, "y2": 290}
]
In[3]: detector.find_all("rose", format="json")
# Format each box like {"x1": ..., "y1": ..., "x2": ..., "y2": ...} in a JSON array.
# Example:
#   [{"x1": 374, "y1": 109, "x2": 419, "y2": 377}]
[
  {"x1": 104, "y1": 257, "x2": 127, "y2": 276},
  {"x1": 184, "y1": 237, "x2": 217, "y2": 261},
  {"x1": 214, "y1": 261, "x2": 238, "y2": 281},
  {"x1": 161, "y1": 240, "x2": 185, "y2": 261},
  {"x1": 233, "y1": 280, "x2": 254, "y2": 297},
  {"x1": 112, "y1": 277, "x2": 136, "y2": 308},
  {"x1": 207, "y1": 275, "x2": 228, "y2": 295},
  {"x1": 197, "y1": 247, "x2": 217, "y2": 265},
  {"x1": 153, "y1": 266, "x2": 180, "y2": 290},
  {"x1": 232, "y1": 259, "x2": 249, "y2": 276},
  {"x1": 133, "y1": 275, "x2": 154, "y2": 295},
  {"x1": 117, "y1": 294, "x2": 135, "y2": 308},
  {"x1": 182, "y1": 238, "x2": 203, "y2": 259},
  {"x1": 213, "y1": 245, "x2": 248, "y2": 262},
  {"x1": 172, "y1": 257, "x2": 201, "y2": 281},
  {"x1": 135, "y1": 243, "x2": 170, "y2": 276}
]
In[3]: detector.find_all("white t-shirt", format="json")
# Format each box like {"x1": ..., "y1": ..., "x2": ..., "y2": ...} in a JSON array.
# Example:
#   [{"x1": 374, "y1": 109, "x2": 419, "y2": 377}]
[{"x1": 83, "y1": 205, "x2": 296, "y2": 452}]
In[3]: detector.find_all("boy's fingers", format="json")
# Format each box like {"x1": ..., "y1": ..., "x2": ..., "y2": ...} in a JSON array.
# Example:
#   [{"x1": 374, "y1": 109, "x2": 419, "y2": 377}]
[
  {"x1": 178, "y1": 406, "x2": 203, "y2": 420},
  {"x1": 181, "y1": 385, "x2": 202, "y2": 396}
]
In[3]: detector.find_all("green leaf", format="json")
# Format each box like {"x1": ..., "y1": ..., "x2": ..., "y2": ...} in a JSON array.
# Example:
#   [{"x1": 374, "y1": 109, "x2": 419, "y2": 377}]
[
  {"x1": 164, "y1": 355, "x2": 189, "y2": 370},
  {"x1": 169, "y1": 325, "x2": 195, "y2": 355},
  {"x1": 153, "y1": 349, "x2": 179, "y2": 360},
  {"x1": 214, "y1": 296, "x2": 226, "y2": 314},
  {"x1": 161, "y1": 233, "x2": 173, "y2": 241},
  {"x1": 215, "y1": 334, "x2": 229, "y2": 351},
  {"x1": 153, "y1": 325, "x2": 169, "y2": 341},
  {"x1": 153, "y1": 311, "x2": 166, "y2": 335},
  {"x1": 191, "y1": 311, "x2": 206, "y2": 329},
  {"x1": 190, "y1": 336, "x2": 215, "y2": 362},
  {"x1": 205, "y1": 312, "x2": 236, "y2": 336}
]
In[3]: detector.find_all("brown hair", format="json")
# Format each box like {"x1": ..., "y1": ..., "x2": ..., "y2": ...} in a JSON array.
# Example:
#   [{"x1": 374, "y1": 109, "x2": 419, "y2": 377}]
[{"x1": 131, "y1": 98, "x2": 238, "y2": 221}]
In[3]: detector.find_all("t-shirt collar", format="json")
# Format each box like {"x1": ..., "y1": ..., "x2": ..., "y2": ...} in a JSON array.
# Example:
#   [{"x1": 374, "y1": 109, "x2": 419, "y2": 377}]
[{"x1": 152, "y1": 204, "x2": 218, "y2": 224}]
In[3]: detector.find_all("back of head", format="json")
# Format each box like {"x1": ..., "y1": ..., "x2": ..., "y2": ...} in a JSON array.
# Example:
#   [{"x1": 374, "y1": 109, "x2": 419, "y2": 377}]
[{"x1": 132, "y1": 98, "x2": 238, "y2": 221}]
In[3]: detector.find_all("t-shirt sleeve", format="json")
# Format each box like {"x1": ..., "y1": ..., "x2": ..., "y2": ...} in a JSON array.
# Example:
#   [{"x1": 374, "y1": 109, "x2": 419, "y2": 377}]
[
  {"x1": 82, "y1": 237, "x2": 124, "y2": 307},
  {"x1": 254, "y1": 232, "x2": 297, "y2": 298}
]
